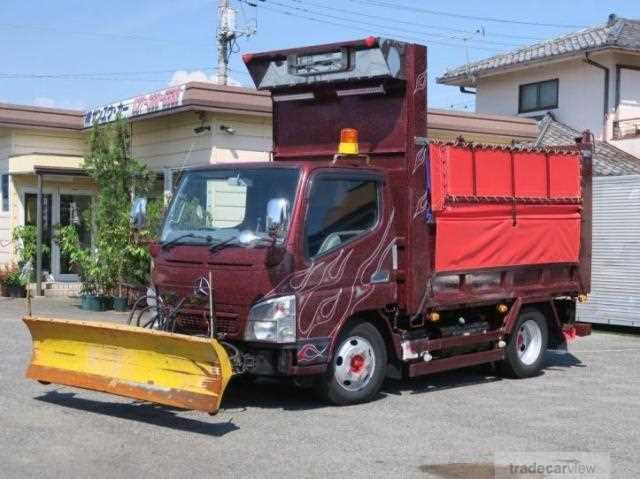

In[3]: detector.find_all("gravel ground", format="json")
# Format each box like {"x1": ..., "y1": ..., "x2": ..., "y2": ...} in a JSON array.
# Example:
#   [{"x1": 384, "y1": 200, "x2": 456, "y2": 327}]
[{"x1": 1, "y1": 296, "x2": 638, "y2": 478}]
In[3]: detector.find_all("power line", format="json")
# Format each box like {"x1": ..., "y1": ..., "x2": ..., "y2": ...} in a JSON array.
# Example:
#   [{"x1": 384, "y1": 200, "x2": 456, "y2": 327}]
[
  {"x1": 261, "y1": 0, "x2": 525, "y2": 48},
  {"x1": 0, "y1": 65, "x2": 252, "y2": 83},
  {"x1": 0, "y1": 76, "x2": 168, "y2": 83},
  {"x1": 240, "y1": 0, "x2": 505, "y2": 52},
  {"x1": 0, "y1": 68, "x2": 204, "y2": 79},
  {"x1": 284, "y1": 0, "x2": 545, "y2": 42},
  {"x1": 352, "y1": 0, "x2": 587, "y2": 29},
  {"x1": 0, "y1": 22, "x2": 198, "y2": 46}
]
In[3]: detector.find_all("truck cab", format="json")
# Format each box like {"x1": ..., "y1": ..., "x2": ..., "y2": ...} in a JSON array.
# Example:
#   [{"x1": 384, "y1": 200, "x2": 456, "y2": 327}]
[{"x1": 149, "y1": 37, "x2": 592, "y2": 405}]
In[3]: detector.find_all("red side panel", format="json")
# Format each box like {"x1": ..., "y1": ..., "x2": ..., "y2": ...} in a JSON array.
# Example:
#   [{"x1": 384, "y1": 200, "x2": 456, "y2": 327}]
[{"x1": 429, "y1": 144, "x2": 582, "y2": 273}]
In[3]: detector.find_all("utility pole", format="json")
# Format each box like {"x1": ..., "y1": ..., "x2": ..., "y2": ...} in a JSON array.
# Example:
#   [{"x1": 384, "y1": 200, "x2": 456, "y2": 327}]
[
  {"x1": 217, "y1": 0, "x2": 233, "y2": 86},
  {"x1": 216, "y1": 0, "x2": 255, "y2": 85}
]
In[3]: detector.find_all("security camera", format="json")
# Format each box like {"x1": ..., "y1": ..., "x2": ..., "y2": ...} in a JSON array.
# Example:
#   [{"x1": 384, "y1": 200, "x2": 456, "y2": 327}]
[
  {"x1": 219, "y1": 125, "x2": 235, "y2": 134},
  {"x1": 193, "y1": 125, "x2": 211, "y2": 134}
]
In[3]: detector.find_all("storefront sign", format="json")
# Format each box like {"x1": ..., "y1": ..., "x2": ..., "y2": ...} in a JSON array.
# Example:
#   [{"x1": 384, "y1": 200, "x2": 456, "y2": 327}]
[{"x1": 83, "y1": 84, "x2": 186, "y2": 128}]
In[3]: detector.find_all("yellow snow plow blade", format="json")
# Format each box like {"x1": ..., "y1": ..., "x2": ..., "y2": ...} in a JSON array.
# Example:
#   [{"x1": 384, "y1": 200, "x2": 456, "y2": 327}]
[{"x1": 23, "y1": 316, "x2": 233, "y2": 414}]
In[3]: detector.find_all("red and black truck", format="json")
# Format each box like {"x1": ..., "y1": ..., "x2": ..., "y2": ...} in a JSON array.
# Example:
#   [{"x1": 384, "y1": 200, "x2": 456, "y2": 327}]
[{"x1": 24, "y1": 38, "x2": 593, "y2": 412}]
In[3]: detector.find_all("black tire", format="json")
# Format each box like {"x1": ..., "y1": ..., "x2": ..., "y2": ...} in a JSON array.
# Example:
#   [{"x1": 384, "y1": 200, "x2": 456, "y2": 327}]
[
  {"x1": 314, "y1": 321, "x2": 387, "y2": 405},
  {"x1": 498, "y1": 308, "x2": 548, "y2": 378}
]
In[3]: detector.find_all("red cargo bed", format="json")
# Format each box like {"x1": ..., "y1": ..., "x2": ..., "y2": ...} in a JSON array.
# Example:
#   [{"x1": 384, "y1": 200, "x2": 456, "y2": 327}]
[{"x1": 429, "y1": 143, "x2": 583, "y2": 273}]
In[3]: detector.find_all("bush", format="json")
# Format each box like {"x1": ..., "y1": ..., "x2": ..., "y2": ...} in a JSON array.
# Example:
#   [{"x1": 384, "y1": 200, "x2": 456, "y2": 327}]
[
  {"x1": 0, "y1": 263, "x2": 15, "y2": 287},
  {"x1": 56, "y1": 225, "x2": 99, "y2": 295},
  {"x1": 12, "y1": 225, "x2": 50, "y2": 268},
  {"x1": 0, "y1": 263, "x2": 26, "y2": 288}
]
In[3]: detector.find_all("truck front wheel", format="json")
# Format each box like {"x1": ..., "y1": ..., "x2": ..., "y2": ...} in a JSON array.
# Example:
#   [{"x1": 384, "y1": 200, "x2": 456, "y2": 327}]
[
  {"x1": 499, "y1": 308, "x2": 548, "y2": 378},
  {"x1": 314, "y1": 321, "x2": 387, "y2": 405}
]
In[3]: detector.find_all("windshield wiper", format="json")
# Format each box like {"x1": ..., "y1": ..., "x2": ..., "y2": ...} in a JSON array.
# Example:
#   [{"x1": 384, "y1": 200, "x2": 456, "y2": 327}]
[
  {"x1": 209, "y1": 236, "x2": 238, "y2": 254},
  {"x1": 161, "y1": 233, "x2": 212, "y2": 250}
]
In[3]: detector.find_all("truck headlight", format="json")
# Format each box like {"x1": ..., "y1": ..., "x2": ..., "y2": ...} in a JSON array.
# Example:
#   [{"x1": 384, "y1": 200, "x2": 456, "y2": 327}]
[{"x1": 244, "y1": 295, "x2": 296, "y2": 343}]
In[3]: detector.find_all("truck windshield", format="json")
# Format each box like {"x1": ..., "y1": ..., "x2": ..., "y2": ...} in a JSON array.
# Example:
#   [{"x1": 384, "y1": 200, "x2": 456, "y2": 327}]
[{"x1": 160, "y1": 167, "x2": 300, "y2": 246}]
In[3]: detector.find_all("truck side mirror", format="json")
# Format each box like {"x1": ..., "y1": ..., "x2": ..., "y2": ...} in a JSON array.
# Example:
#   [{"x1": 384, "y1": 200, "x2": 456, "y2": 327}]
[
  {"x1": 130, "y1": 197, "x2": 148, "y2": 230},
  {"x1": 266, "y1": 198, "x2": 290, "y2": 239}
]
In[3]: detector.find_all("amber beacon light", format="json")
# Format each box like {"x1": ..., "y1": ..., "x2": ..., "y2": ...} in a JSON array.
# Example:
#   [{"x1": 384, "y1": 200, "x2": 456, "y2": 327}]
[{"x1": 338, "y1": 128, "x2": 359, "y2": 155}]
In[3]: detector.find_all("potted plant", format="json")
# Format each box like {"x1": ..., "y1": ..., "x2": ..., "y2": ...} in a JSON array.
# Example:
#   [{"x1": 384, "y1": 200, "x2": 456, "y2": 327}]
[
  {"x1": 55, "y1": 118, "x2": 153, "y2": 312},
  {"x1": 57, "y1": 225, "x2": 108, "y2": 311},
  {"x1": 12, "y1": 225, "x2": 50, "y2": 282},
  {"x1": 3, "y1": 264, "x2": 27, "y2": 298},
  {"x1": 82, "y1": 117, "x2": 152, "y2": 312},
  {"x1": 0, "y1": 263, "x2": 13, "y2": 297}
]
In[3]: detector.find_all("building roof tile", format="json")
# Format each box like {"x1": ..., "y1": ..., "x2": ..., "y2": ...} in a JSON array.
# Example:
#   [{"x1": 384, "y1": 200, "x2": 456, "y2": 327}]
[
  {"x1": 438, "y1": 14, "x2": 640, "y2": 86},
  {"x1": 534, "y1": 114, "x2": 640, "y2": 176}
]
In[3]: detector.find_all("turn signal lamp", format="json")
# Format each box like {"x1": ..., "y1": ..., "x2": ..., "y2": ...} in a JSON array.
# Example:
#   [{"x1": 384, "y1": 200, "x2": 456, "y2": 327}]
[
  {"x1": 497, "y1": 304, "x2": 509, "y2": 314},
  {"x1": 429, "y1": 312, "x2": 440, "y2": 322},
  {"x1": 338, "y1": 128, "x2": 359, "y2": 155},
  {"x1": 578, "y1": 294, "x2": 588, "y2": 303}
]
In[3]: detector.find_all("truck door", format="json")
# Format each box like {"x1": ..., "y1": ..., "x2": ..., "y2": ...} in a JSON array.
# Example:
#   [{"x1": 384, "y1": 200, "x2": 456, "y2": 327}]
[{"x1": 295, "y1": 169, "x2": 397, "y2": 350}]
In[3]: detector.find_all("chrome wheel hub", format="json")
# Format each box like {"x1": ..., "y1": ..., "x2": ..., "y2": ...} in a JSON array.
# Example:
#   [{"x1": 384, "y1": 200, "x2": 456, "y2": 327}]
[
  {"x1": 334, "y1": 336, "x2": 376, "y2": 392},
  {"x1": 516, "y1": 319, "x2": 543, "y2": 366}
]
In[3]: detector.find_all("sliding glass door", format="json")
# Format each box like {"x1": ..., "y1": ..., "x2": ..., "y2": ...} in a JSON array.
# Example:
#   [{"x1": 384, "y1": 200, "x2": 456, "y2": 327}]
[
  {"x1": 59, "y1": 194, "x2": 93, "y2": 276},
  {"x1": 24, "y1": 193, "x2": 52, "y2": 273}
]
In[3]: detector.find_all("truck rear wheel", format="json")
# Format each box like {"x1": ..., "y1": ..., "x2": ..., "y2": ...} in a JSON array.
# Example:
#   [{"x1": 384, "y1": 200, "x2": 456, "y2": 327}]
[
  {"x1": 314, "y1": 321, "x2": 387, "y2": 405},
  {"x1": 499, "y1": 308, "x2": 548, "y2": 378}
]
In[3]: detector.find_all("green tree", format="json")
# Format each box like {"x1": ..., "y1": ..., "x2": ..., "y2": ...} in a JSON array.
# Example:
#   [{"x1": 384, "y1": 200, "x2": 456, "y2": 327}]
[{"x1": 59, "y1": 116, "x2": 153, "y2": 297}]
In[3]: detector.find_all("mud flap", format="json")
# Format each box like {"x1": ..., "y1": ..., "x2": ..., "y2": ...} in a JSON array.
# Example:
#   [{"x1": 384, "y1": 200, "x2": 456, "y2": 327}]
[{"x1": 23, "y1": 317, "x2": 233, "y2": 414}]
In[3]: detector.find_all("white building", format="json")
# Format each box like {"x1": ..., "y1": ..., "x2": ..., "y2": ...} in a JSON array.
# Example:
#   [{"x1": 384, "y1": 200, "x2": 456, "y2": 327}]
[{"x1": 437, "y1": 14, "x2": 640, "y2": 158}]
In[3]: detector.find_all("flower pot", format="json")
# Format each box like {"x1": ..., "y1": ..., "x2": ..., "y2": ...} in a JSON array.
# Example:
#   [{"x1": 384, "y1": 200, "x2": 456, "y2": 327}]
[
  {"x1": 81, "y1": 294, "x2": 96, "y2": 311},
  {"x1": 80, "y1": 294, "x2": 90, "y2": 310},
  {"x1": 112, "y1": 296, "x2": 129, "y2": 312},
  {"x1": 102, "y1": 296, "x2": 113, "y2": 311},
  {"x1": 0, "y1": 285, "x2": 9, "y2": 297},
  {"x1": 81, "y1": 294, "x2": 112, "y2": 311},
  {"x1": 8, "y1": 285, "x2": 27, "y2": 298}
]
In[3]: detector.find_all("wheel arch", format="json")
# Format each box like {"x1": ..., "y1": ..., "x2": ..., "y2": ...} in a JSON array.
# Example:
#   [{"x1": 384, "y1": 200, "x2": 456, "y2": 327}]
[
  {"x1": 503, "y1": 299, "x2": 564, "y2": 348},
  {"x1": 328, "y1": 309, "x2": 398, "y2": 364}
]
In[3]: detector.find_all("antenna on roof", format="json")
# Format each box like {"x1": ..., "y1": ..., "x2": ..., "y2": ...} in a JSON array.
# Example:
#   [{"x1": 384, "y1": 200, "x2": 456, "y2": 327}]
[{"x1": 462, "y1": 27, "x2": 484, "y2": 83}]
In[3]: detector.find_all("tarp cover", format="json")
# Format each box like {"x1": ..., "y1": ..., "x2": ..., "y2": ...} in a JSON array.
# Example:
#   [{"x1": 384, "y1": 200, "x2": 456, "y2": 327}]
[{"x1": 429, "y1": 144, "x2": 582, "y2": 272}]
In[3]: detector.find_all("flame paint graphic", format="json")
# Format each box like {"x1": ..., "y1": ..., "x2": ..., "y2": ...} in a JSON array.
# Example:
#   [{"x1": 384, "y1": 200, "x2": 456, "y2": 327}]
[
  {"x1": 326, "y1": 210, "x2": 397, "y2": 338},
  {"x1": 413, "y1": 191, "x2": 429, "y2": 219},
  {"x1": 297, "y1": 343, "x2": 329, "y2": 363},
  {"x1": 264, "y1": 210, "x2": 397, "y2": 338},
  {"x1": 413, "y1": 144, "x2": 427, "y2": 175},
  {"x1": 413, "y1": 69, "x2": 427, "y2": 95}
]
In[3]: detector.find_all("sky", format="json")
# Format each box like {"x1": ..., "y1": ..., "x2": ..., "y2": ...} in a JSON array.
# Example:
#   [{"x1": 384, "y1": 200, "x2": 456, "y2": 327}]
[{"x1": 0, "y1": 0, "x2": 637, "y2": 112}]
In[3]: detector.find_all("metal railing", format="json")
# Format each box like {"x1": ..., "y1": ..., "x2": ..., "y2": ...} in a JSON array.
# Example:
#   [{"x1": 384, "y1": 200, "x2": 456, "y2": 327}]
[{"x1": 612, "y1": 117, "x2": 640, "y2": 140}]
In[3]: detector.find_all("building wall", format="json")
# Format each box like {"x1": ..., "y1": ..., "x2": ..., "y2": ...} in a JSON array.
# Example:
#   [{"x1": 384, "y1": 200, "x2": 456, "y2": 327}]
[
  {"x1": 427, "y1": 109, "x2": 537, "y2": 145},
  {"x1": 476, "y1": 56, "x2": 606, "y2": 136},
  {"x1": 0, "y1": 164, "x2": 11, "y2": 263},
  {"x1": 0, "y1": 127, "x2": 88, "y2": 266},
  {"x1": 609, "y1": 52, "x2": 640, "y2": 157},
  {"x1": 11, "y1": 128, "x2": 85, "y2": 157},
  {"x1": 0, "y1": 129, "x2": 12, "y2": 159},
  {"x1": 475, "y1": 51, "x2": 640, "y2": 156},
  {"x1": 131, "y1": 110, "x2": 272, "y2": 171},
  {"x1": 0, "y1": 129, "x2": 12, "y2": 263}
]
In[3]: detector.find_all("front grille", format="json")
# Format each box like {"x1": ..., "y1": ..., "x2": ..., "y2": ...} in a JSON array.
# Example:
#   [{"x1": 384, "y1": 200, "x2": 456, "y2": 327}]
[{"x1": 176, "y1": 309, "x2": 240, "y2": 335}]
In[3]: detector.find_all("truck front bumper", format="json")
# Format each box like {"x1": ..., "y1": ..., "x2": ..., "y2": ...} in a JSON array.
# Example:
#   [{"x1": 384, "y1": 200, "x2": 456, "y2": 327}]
[{"x1": 241, "y1": 338, "x2": 331, "y2": 377}]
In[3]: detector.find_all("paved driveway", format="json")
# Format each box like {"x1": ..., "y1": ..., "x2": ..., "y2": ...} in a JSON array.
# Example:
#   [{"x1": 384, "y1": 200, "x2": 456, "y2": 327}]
[{"x1": 1, "y1": 297, "x2": 638, "y2": 478}]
